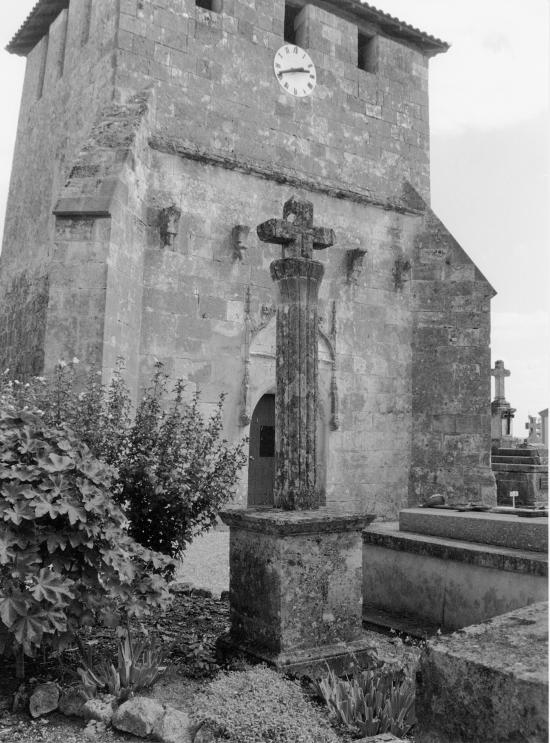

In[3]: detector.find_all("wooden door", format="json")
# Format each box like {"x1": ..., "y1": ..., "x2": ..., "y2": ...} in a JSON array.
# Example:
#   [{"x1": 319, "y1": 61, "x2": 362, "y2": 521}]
[{"x1": 247, "y1": 394, "x2": 275, "y2": 507}]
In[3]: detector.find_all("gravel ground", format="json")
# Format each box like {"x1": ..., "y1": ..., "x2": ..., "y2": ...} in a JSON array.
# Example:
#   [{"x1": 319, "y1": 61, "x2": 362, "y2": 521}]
[{"x1": 175, "y1": 527, "x2": 230, "y2": 597}]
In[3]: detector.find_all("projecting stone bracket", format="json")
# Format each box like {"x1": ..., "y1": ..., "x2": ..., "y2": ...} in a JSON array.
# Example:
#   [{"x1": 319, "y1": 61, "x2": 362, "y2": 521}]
[
  {"x1": 158, "y1": 205, "x2": 182, "y2": 249},
  {"x1": 346, "y1": 248, "x2": 367, "y2": 284},
  {"x1": 392, "y1": 256, "x2": 411, "y2": 290},
  {"x1": 232, "y1": 225, "x2": 251, "y2": 261}
]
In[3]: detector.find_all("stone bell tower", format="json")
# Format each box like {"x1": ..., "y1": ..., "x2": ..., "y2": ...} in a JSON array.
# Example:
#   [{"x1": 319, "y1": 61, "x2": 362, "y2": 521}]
[{"x1": 1, "y1": 0, "x2": 496, "y2": 512}]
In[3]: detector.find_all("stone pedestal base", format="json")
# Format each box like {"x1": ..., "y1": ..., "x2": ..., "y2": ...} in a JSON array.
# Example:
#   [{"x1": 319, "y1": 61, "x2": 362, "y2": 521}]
[{"x1": 219, "y1": 509, "x2": 376, "y2": 677}]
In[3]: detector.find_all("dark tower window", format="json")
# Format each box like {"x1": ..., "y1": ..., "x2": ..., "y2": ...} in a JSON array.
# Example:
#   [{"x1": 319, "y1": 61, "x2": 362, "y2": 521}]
[
  {"x1": 358, "y1": 31, "x2": 378, "y2": 73},
  {"x1": 196, "y1": 0, "x2": 222, "y2": 11},
  {"x1": 284, "y1": 3, "x2": 301, "y2": 44}
]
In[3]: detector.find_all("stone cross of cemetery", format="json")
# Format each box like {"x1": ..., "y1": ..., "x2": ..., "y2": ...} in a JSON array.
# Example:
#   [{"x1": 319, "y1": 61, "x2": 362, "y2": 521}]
[
  {"x1": 221, "y1": 198, "x2": 374, "y2": 675},
  {"x1": 491, "y1": 359, "x2": 511, "y2": 401},
  {"x1": 256, "y1": 197, "x2": 334, "y2": 510}
]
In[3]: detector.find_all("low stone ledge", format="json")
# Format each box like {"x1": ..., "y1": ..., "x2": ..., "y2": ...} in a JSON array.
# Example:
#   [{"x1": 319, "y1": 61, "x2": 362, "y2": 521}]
[
  {"x1": 221, "y1": 508, "x2": 376, "y2": 535},
  {"x1": 363, "y1": 523, "x2": 547, "y2": 576},
  {"x1": 415, "y1": 602, "x2": 548, "y2": 743},
  {"x1": 53, "y1": 196, "x2": 112, "y2": 217},
  {"x1": 399, "y1": 508, "x2": 548, "y2": 552}
]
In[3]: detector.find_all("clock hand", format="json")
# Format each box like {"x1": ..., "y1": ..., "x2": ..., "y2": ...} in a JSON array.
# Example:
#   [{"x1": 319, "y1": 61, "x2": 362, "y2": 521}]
[{"x1": 278, "y1": 67, "x2": 310, "y2": 75}]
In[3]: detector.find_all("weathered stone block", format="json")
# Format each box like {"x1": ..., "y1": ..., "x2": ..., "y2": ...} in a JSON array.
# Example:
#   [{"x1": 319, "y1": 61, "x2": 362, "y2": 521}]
[
  {"x1": 399, "y1": 508, "x2": 548, "y2": 552},
  {"x1": 220, "y1": 508, "x2": 376, "y2": 675},
  {"x1": 416, "y1": 602, "x2": 548, "y2": 743}
]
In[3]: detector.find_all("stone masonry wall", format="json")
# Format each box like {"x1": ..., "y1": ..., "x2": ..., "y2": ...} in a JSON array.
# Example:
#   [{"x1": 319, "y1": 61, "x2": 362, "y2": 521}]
[
  {"x1": 114, "y1": 0, "x2": 431, "y2": 203},
  {"x1": 0, "y1": 0, "x2": 119, "y2": 373},
  {"x1": 138, "y1": 149, "x2": 420, "y2": 515},
  {"x1": 410, "y1": 205, "x2": 496, "y2": 504},
  {"x1": 0, "y1": 0, "x2": 495, "y2": 513}
]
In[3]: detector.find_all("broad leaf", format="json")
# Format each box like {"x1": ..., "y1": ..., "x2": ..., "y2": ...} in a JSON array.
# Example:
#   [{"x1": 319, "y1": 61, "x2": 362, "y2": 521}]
[
  {"x1": 0, "y1": 596, "x2": 28, "y2": 628},
  {"x1": 30, "y1": 569, "x2": 75, "y2": 606}
]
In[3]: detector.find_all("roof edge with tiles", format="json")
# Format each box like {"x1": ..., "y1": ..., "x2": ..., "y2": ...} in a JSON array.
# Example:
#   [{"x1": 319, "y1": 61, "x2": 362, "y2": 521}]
[
  {"x1": 7, "y1": 0, "x2": 69, "y2": 56},
  {"x1": 6, "y1": 0, "x2": 449, "y2": 57}
]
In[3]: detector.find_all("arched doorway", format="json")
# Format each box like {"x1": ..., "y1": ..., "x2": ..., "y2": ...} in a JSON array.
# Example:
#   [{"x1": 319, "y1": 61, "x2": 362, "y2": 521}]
[{"x1": 247, "y1": 394, "x2": 275, "y2": 507}]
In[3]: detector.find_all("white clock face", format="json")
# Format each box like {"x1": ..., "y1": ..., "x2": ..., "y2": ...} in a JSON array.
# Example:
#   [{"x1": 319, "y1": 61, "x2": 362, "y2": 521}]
[{"x1": 274, "y1": 44, "x2": 317, "y2": 98}]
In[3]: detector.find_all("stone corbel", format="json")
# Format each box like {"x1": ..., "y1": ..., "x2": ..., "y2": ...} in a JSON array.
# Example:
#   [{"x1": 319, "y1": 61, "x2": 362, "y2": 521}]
[
  {"x1": 232, "y1": 225, "x2": 250, "y2": 261},
  {"x1": 159, "y1": 205, "x2": 182, "y2": 249},
  {"x1": 393, "y1": 257, "x2": 411, "y2": 290},
  {"x1": 346, "y1": 248, "x2": 367, "y2": 284}
]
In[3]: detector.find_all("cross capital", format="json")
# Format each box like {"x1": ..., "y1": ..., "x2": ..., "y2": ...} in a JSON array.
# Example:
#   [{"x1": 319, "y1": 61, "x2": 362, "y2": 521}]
[
  {"x1": 491, "y1": 360, "x2": 511, "y2": 380},
  {"x1": 257, "y1": 196, "x2": 335, "y2": 259}
]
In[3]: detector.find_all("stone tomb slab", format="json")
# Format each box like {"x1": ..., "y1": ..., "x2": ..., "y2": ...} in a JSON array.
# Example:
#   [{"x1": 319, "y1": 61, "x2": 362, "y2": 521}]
[
  {"x1": 362, "y1": 521, "x2": 547, "y2": 631},
  {"x1": 220, "y1": 508, "x2": 376, "y2": 677},
  {"x1": 399, "y1": 507, "x2": 548, "y2": 552},
  {"x1": 415, "y1": 601, "x2": 548, "y2": 743}
]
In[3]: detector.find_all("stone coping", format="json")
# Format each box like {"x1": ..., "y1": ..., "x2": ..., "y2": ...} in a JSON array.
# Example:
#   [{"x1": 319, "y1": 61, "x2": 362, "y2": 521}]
[
  {"x1": 399, "y1": 508, "x2": 548, "y2": 552},
  {"x1": 362, "y1": 522, "x2": 547, "y2": 576},
  {"x1": 415, "y1": 602, "x2": 548, "y2": 742},
  {"x1": 220, "y1": 508, "x2": 376, "y2": 535},
  {"x1": 426, "y1": 601, "x2": 548, "y2": 680},
  {"x1": 491, "y1": 462, "x2": 547, "y2": 472}
]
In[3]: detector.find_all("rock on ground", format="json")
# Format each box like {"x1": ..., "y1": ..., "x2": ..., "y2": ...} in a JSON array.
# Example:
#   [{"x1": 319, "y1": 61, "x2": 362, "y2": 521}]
[
  {"x1": 112, "y1": 697, "x2": 165, "y2": 737},
  {"x1": 112, "y1": 697, "x2": 192, "y2": 742},
  {"x1": 58, "y1": 687, "x2": 88, "y2": 718},
  {"x1": 29, "y1": 682, "x2": 60, "y2": 718}
]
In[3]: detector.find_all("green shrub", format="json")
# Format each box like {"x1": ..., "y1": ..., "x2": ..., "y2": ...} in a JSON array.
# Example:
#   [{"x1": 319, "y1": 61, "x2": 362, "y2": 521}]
[
  {"x1": 0, "y1": 400, "x2": 174, "y2": 674},
  {"x1": 313, "y1": 664, "x2": 416, "y2": 738},
  {"x1": 116, "y1": 369, "x2": 247, "y2": 557},
  {"x1": 3, "y1": 361, "x2": 247, "y2": 560}
]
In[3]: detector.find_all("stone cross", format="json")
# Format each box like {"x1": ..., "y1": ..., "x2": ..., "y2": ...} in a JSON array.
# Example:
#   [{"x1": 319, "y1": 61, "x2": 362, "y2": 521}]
[
  {"x1": 491, "y1": 360, "x2": 510, "y2": 401},
  {"x1": 257, "y1": 197, "x2": 335, "y2": 259},
  {"x1": 257, "y1": 197, "x2": 335, "y2": 510}
]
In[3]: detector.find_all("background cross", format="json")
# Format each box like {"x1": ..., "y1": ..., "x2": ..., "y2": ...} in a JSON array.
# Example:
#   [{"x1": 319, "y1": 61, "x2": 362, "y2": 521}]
[
  {"x1": 491, "y1": 360, "x2": 510, "y2": 401},
  {"x1": 257, "y1": 196, "x2": 335, "y2": 259}
]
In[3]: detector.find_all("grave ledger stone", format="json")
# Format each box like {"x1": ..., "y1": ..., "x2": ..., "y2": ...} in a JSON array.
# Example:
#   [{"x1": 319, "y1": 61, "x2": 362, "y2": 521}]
[{"x1": 220, "y1": 199, "x2": 375, "y2": 675}]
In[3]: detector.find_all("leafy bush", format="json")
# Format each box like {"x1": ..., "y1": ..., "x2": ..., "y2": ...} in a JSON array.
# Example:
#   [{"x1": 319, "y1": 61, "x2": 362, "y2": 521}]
[
  {"x1": 77, "y1": 626, "x2": 168, "y2": 701},
  {"x1": 115, "y1": 370, "x2": 247, "y2": 557},
  {"x1": 192, "y1": 664, "x2": 340, "y2": 743},
  {"x1": 3, "y1": 361, "x2": 246, "y2": 559},
  {"x1": 313, "y1": 665, "x2": 416, "y2": 738},
  {"x1": 0, "y1": 400, "x2": 174, "y2": 674}
]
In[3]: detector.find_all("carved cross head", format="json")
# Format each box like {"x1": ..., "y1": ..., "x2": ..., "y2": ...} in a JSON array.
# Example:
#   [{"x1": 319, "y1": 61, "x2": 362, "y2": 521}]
[{"x1": 257, "y1": 196, "x2": 335, "y2": 259}]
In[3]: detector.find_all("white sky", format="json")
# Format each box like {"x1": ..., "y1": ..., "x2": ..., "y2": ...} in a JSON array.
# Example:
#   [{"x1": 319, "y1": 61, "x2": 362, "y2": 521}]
[{"x1": 0, "y1": 0, "x2": 548, "y2": 432}]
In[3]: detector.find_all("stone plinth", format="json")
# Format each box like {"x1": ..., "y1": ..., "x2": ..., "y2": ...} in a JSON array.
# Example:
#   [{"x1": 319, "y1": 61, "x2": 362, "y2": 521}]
[
  {"x1": 492, "y1": 446, "x2": 548, "y2": 506},
  {"x1": 362, "y1": 514, "x2": 548, "y2": 632},
  {"x1": 399, "y1": 508, "x2": 548, "y2": 552},
  {"x1": 220, "y1": 509, "x2": 376, "y2": 676},
  {"x1": 415, "y1": 602, "x2": 548, "y2": 743}
]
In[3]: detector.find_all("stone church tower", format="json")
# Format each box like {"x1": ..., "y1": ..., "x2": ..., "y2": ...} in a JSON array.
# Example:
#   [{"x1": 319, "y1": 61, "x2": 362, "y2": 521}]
[{"x1": 0, "y1": 0, "x2": 496, "y2": 513}]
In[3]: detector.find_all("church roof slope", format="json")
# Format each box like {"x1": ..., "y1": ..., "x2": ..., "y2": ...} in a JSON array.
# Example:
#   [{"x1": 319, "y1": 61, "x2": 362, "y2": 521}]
[
  {"x1": 7, "y1": 0, "x2": 449, "y2": 56},
  {"x1": 7, "y1": 0, "x2": 69, "y2": 56}
]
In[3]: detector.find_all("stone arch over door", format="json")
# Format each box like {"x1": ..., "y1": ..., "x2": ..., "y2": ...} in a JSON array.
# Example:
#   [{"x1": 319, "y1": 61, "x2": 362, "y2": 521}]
[
  {"x1": 247, "y1": 392, "x2": 276, "y2": 507},
  {"x1": 244, "y1": 318, "x2": 332, "y2": 507}
]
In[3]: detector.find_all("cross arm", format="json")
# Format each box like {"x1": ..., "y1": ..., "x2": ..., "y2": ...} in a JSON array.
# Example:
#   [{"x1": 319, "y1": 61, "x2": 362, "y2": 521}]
[{"x1": 257, "y1": 219, "x2": 298, "y2": 245}]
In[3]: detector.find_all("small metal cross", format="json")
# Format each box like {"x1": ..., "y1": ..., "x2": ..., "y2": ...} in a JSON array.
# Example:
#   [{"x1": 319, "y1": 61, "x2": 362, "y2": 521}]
[{"x1": 257, "y1": 197, "x2": 335, "y2": 259}]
